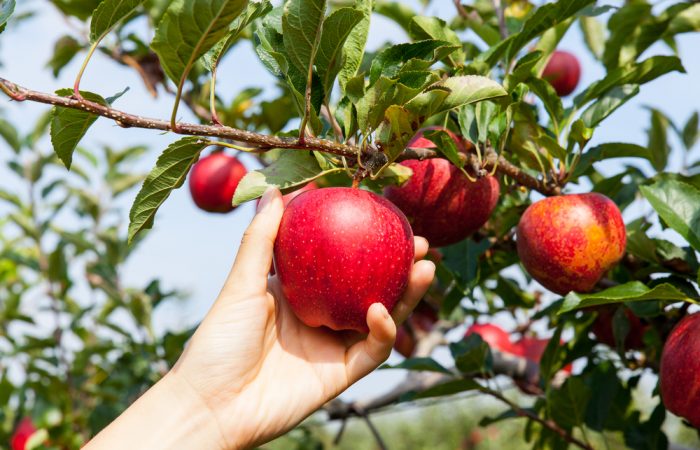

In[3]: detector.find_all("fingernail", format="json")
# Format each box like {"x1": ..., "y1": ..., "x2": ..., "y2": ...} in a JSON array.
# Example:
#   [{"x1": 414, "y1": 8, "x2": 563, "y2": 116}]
[{"x1": 256, "y1": 187, "x2": 276, "y2": 213}]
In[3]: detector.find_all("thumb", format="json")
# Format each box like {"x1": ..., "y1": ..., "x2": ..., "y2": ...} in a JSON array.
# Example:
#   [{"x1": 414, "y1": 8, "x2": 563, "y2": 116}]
[
  {"x1": 344, "y1": 303, "x2": 396, "y2": 385},
  {"x1": 222, "y1": 187, "x2": 283, "y2": 295}
]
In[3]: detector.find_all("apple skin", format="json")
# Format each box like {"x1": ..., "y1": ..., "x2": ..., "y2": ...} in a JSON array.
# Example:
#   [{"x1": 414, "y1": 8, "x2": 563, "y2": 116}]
[
  {"x1": 384, "y1": 128, "x2": 500, "y2": 247},
  {"x1": 661, "y1": 313, "x2": 700, "y2": 428},
  {"x1": 11, "y1": 418, "x2": 37, "y2": 450},
  {"x1": 542, "y1": 50, "x2": 581, "y2": 96},
  {"x1": 189, "y1": 152, "x2": 247, "y2": 213},
  {"x1": 273, "y1": 188, "x2": 414, "y2": 332},
  {"x1": 591, "y1": 306, "x2": 647, "y2": 350},
  {"x1": 465, "y1": 323, "x2": 514, "y2": 354},
  {"x1": 512, "y1": 337, "x2": 573, "y2": 374},
  {"x1": 516, "y1": 193, "x2": 626, "y2": 295},
  {"x1": 394, "y1": 302, "x2": 438, "y2": 357}
]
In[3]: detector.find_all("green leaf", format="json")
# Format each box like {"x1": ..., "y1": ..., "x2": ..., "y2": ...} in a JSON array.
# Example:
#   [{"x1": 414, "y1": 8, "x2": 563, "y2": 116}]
[
  {"x1": 527, "y1": 77, "x2": 563, "y2": 130},
  {"x1": 202, "y1": 0, "x2": 272, "y2": 71},
  {"x1": 282, "y1": 0, "x2": 326, "y2": 75},
  {"x1": 151, "y1": 0, "x2": 249, "y2": 83},
  {"x1": 547, "y1": 377, "x2": 591, "y2": 429},
  {"x1": 50, "y1": 89, "x2": 108, "y2": 169},
  {"x1": 374, "y1": 0, "x2": 415, "y2": 33},
  {"x1": 412, "y1": 378, "x2": 482, "y2": 400},
  {"x1": 681, "y1": 111, "x2": 698, "y2": 150},
  {"x1": 47, "y1": 35, "x2": 83, "y2": 77},
  {"x1": 639, "y1": 179, "x2": 700, "y2": 251},
  {"x1": 664, "y1": 3, "x2": 700, "y2": 37},
  {"x1": 581, "y1": 84, "x2": 639, "y2": 129},
  {"x1": 232, "y1": 150, "x2": 342, "y2": 206},
  {"x1": 450, "y1": 334, "x2": 491, "y2": 374},
  {"x1": 425, "y1": 129, "x2": 464, "y2": 169},
  {"x1": 128, "y1": 137, "x2": 208, "y2": 243},
  {"x1": 575, "y1": 56, "x2": 685, "y2": 107},
  {"x1": 406, "y1": 76, "x2": 508, "y2": 118},
  {"x1": 338, "y1": 0, "x2": 371, "y2": 91},
  {"x1": 315, "y1": 8, "x2": 363, "y2": 101},
  {"x1": 382, "y1": 357, "x2": 452, "y2": 374},
  {"x1": 560, "y1": 282, "x2": 697, "y2": 314},
  {"x1": 0, "y1": 0, "x2": 15, "y2": 33},
  {"x1": 369, "y1": 40, "x2": 459, "y2": 86},
  {"x1": 602, "y1": 3, "x2": 652, "y2": 70},
  {"x1": 90, "y1": 0, "x2": 144, "y2": 43},
  {"x1": 579, "y1": 15, "x2": 605, "y2": 60},
  {"x1": 374, "y1": 105, "x2": 420, "y2": 163},
  {"x1": 51, "y1": 0, "x2": 101, "y2": 20},
  {"x1": 409, "y1": 16, "x2": 464, "y2": 66},
  {"x1": 574, "y1": 143, "x2": 653, "y2": 177},
  {"x1": 0, "y1": 117, "x2": 21, "y2": 152},
  {"x1": 646, "y1": 108, "x2": 670, "y2": 172}
]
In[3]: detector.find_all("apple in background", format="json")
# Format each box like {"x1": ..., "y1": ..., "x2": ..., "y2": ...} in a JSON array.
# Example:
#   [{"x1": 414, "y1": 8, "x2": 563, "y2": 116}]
[
  {"x1": 661, "y1": 313, "x2": 700, "y2": 428},
  {"x1": 464, "y1": 323, "x2": 514, "y2": 354},
  {"x1": 542, "y1": 50, "x2": 581, "y2": 96},
  {"x1": 591, "y1": 306, "x2": 648, "y2": 350},
  {"x1": 11, "y1": 418, "x2": 37, "y2": 450},
  {"x1": 512, "y1": 337, "x2": 573, "y2": 374},
  {"x1": 516, "y1": 193, "x2": 626, "y2": 295},
  {"x1": 394, "y1": 302, "x2": 438, "y2": 357},
  {"x1": 274, "y1": 188, "x2": 414, "y2": 332},
  {"x1": 189, "y1": 152, "x2": 247, "y2": 213},
  {"x1": 384, "y1": 127, "x2": 500, "y2": 247}
]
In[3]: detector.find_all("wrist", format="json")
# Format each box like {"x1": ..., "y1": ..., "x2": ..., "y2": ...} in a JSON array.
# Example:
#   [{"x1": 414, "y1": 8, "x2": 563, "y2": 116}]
[{"x1": 84, "y1": 372, "x2": 230, "y2": 450}]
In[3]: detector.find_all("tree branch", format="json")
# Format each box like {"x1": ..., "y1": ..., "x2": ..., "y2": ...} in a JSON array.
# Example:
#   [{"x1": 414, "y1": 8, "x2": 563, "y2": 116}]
[{"x1": 0, "y1": 77, "x2": 560, "y2": 196}]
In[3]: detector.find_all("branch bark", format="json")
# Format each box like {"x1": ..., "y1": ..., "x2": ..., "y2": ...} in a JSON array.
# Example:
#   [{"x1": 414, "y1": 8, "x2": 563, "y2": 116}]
[{"x1": 0, "y1": 77, "x2": 560, "y2": 196}]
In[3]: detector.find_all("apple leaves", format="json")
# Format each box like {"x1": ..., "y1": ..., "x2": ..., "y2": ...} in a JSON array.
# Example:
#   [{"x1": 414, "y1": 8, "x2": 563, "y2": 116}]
[
  {"x1": 640, "y1": 178, "x2": 700, "y2": 251},
  {"x1": 0, "y1": 0, "x2": 15, "y2": 34},
  {"x1": 128, "y1": 137, "x2": 209, "y2": 243},
  {"x1": 559, "y1": 282, "x2": 697, "y2": 314},
  {"x1": 89, "y1": 0, "x2": 144, "y2": 44}
]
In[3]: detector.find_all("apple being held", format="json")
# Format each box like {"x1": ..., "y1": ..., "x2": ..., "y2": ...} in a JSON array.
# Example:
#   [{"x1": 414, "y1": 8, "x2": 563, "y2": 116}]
[
  {"x1": 394, "y1": 302, "x2": 438, "y2": 357},
  {"x1": 465, "y1": 323, "x2": 514, "y2": 354},
  {"x1": 516, "y1": 193, "x2": 626, "y2": 295},
  {"x1": 591, "y1": 306, "x2": 648, "y2": 350},
  {"x1": 189, "y1": 152, "x2": 247, "y2": 213},
  {"x1": 661, "y1": 313, "x2": 700, "y2": 428},
  {"x1": 274, "y1": 187, "x2": 414, "y2": 332},
  {"x1": 384, "y1": 127, "x2": 500, "y2": 247},
  {"x1": 542, "y1": 50, "x2": 581, "y2": 96},
  {"x1": 11, "y1": 418, "x2": 38, "y2": 450}
]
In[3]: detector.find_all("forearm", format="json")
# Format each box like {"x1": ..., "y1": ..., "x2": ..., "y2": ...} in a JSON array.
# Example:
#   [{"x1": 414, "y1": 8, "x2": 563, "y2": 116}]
[{"x1": 83, "y1": 372, "x2": 230, "y2": 450}]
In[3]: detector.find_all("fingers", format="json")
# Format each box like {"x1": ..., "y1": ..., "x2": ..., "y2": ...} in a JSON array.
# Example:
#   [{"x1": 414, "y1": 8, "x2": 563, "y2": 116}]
[
  {"x1": 391, "y1": 260, "x2": 435, "y2": 326},
  {"x1": 414, "y1": 236, "x2": 428, "y2": 261},
  {"x1": 222, "y1": 188, "x2": 284, "y2": 295},
  {"x1": 345, "y1": 303, "x2": 396, "y2": 385}
]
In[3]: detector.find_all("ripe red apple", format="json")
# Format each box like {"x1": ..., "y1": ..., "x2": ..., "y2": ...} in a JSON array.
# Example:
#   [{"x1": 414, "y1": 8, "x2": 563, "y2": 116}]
[
  {"x1": 516, "y1": 193, "x2": 626, "y2": 295},
  {"x1": 11, "y1": 418, "x2": 37, "y2": 450},
  {"x1": 591, "y1": 306, "x2": 647, "y2": 350},
  {"x1": 394, "y1": 302, "x2": 438, "y2": 357},
  {"x1": 542, "y1": 50, "x2": 581, "y2": 96},
  {"x1": 384, "y1": 128, "x2": 500, "y2": 247},
  {"x1": 661, "y1": 313, "x2": 700, "y2": 428},
  {"x1": 512, "y1": 337, "x2": 573, "y2": 374},
  {"x1": 465, "y1": 323, "x2": 514, "y2": 354},
  {"x1": 189, "y1": 152, "x2": 247, "y2": 213},
  {"x1": 273, "y1": 188, "x2": 414, "y2": 332}
]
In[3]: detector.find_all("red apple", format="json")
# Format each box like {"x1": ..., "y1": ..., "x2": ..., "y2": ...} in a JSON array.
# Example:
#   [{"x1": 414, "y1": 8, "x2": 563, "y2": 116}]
[
  {"x1": 11, "y1": 418, "x2": 37, "y2": 450},
  {"x1": 661, "y1": 313, "x2": 700, "y2": 428},
  {"x1": 465, "y1": 323, "x2": 514, "y2": 354},
  {"x1": 516, "y1": 193, "x2": 626, "y2": 295},
  {"x1": 273, "y1": 188, "x2": 414, "y2": 332},
  {"x1": 542, "y1": 50, "x2": 581, "y2": 96},
  {"x1": 405, "y1": 125, "x2": 469, "y2": 153},
  {"x1": 591, "y1": 306, "x2": 647, "y2": 350},
  {"x1": 384, "y1": 128, "x2": 500, "y2": 247},
  {"x1": 512, "y1": 337, "x2": 572, "y2": 374},
  {"x1": 189, "y1": 152, "x2": 247, "y2": 213},
  {"x1": 394, "y1": 302, "x2": 438, "y2": 357}
]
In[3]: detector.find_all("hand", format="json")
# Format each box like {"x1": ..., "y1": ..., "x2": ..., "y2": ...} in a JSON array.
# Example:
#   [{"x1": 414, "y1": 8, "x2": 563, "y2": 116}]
[{"x1": 85, "y1": 188, "x2": 435, "y2": 450}]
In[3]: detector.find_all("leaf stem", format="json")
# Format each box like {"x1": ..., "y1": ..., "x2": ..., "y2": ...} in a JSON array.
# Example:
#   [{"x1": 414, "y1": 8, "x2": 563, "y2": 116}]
[{"x1": 74, "y1": 40, "x2": 100, "y2": 100}]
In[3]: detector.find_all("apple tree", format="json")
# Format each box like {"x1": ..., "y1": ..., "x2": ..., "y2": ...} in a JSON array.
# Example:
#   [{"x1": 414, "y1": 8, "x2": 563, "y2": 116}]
[{"x1": 1, "y1": 0, "x2": 700, "y2": 449}]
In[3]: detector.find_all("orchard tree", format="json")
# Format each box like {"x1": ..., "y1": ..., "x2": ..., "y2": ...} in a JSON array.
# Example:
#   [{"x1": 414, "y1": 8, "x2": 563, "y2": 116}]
[{"x1": 1, "y1": 0, "x2": 700, "y2": 449}]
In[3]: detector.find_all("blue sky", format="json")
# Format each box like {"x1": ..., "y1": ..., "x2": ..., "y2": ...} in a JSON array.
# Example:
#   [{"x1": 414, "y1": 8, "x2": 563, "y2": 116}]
[{"x1": 1, "y1": 1, "x2": 699, "y2": 400}]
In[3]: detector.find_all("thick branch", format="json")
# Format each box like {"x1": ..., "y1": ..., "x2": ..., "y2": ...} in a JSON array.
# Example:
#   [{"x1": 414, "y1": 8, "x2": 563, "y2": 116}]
[{"x1": 0, "y1": 77, "x2": 559, "y2": 196}]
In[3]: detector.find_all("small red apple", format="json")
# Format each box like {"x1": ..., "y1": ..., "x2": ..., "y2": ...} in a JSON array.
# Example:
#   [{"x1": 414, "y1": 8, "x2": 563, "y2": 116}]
[
  {"x1": 274, "y1": 188, "x2": 414, "y2": 332},
  {"x1": 189, "y1": 152, "x2": 247, "y2": 213},
  {"x1": 512, "y1": 337, "x2": 572, "y2": 374},
  {"x1": 661, "y1": 313, "x2": 700, "y2": 428},
  {"x1": 542, "y1": 50, "x2": 581, "y2": 96},
  {"x1": 394, "y1": 302, "x2": 438, "y2": 357},
  {"x1": 465, "y1": 323, "x2": 514, "y2": 354},
  {"x1": 591, "y1": 306, "x2": 647, "y2": 350},
  {"x1": 516, "y1": 193, "x2": 626, "y2": 295},
  {"x1": 384, "y1": 128, "x2": 500, "y2": 247},
  {"x1": 11, "y1": 418, "x2": 37, "y2": 450}
]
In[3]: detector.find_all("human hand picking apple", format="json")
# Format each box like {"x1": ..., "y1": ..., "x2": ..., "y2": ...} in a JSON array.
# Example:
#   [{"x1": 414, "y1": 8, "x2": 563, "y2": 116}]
[{"x1": 85, "y1": 187, "x2": 435, "y2": 450}]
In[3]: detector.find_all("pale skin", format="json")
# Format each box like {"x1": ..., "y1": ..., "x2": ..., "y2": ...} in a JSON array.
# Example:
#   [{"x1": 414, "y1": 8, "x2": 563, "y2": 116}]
[{"x1": 85, "y1": 188, "x2": 436, "y2": 450}]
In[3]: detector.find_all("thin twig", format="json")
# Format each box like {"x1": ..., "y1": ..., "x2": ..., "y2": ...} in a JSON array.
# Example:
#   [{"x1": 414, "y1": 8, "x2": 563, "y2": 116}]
[
  {"x1": 492, "y1": 0, "x2": 508, "y2": 40},
  {"x1": 360, "y1": 411, "x2": 388, "y2": 450}
]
